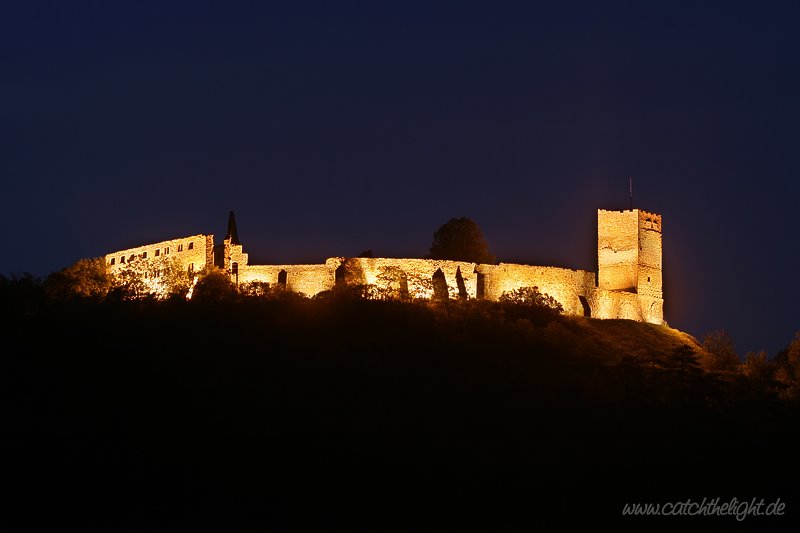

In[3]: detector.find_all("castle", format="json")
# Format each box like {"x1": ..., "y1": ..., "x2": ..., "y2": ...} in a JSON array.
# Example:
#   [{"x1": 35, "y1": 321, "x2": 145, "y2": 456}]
[{"x1": 104, "y1": 209, "x2": 664, "y2": 324}]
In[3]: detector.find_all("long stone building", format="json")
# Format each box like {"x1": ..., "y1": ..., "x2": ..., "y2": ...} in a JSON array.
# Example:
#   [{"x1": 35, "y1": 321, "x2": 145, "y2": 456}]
[{"x1": 104, "y1": 208, "x2": 664, "y2": 324}]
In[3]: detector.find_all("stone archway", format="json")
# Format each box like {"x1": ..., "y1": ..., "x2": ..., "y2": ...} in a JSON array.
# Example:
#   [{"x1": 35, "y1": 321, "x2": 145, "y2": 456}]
[{"x1": 335, "y1": 264, "x2": 346, "y2": 286}]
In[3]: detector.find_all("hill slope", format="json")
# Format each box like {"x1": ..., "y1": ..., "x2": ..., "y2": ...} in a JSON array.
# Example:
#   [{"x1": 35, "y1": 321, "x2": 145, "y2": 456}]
[{"x1": 3, "y1": 297, "x2": 798, "y2": 529}]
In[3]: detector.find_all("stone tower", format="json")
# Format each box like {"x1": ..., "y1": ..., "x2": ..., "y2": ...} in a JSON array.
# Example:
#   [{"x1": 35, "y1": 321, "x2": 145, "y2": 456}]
[
  {"x1": 597, "y1": 209, "x2": 662, "y2": 299},
  {"x1": 214, "y1": 211, "x2": 248, "y2": 274}
]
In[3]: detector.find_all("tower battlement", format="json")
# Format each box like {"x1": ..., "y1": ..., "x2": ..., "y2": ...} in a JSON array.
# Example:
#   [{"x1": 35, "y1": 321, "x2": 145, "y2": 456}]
[
  {"x1": 637, "y1": 210, "x2": 662, "y2": 232},
  {"x1": 597, "y1": 209, "x2": 663, "y2": 300}
]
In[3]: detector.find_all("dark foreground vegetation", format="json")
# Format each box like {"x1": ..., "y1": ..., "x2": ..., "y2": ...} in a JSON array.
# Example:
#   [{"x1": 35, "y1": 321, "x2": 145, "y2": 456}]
[{"x1": 3, "y1": 274, "x2": 800, "y2": 530}]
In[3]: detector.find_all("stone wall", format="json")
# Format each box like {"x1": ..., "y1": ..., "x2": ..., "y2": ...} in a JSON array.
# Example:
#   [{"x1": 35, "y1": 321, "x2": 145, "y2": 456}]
[
  {"x1": 239, "y1": 257, "x2": 481, "y2": 299},
  {"x1": 105, "y1": 234, "x2": 214, "y2": 275},
  {"x1": 237, "y1": 253, "x2": 663, "y2": 323},
  {"x1": 597, "y1": 209, "x2": 639, "y2": 291},
  {"x1": 225, "y1": 240, "x2": 249, "y2": 280},
  {"x1": 239, "y1": 263, "x2": 335, "y2": 296},
  {"x1": 478, "y1": 264, "x2": 596, "y2": 316},
  {"x1": 345, "y1": 258, "x2": 480, "y2": 299},
  {"x1": 591, "y1": 288, "x2": 663, "y2": 324},
  {"x1": 240, "y1": 256, "x2": 599, "y2": 318}
]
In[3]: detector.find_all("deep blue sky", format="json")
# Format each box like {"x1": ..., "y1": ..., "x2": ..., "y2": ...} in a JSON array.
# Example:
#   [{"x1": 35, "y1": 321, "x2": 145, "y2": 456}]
[{"x1": 2, "y1": 1, "x2": 799, "y2": 355}]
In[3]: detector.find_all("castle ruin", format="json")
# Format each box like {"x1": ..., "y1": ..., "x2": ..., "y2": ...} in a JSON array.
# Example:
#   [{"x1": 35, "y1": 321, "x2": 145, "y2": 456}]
[{"x1": 104, "y1": 209, "x2": 664, "y2": 324}]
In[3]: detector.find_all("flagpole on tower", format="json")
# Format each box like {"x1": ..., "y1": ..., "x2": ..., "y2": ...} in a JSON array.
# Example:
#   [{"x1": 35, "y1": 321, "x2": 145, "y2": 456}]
[{"x1": 629, "y1": 177, "x2": 633, "y2": 210}]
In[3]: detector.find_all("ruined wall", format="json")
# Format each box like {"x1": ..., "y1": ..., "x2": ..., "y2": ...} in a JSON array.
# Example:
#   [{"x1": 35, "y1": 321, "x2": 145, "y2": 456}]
[
  {"x1": 597, "y1": 210, "x2": 639, "y2": 291},
  {"x1": 478, "y1": 264, "x2": 596, "y2": 316},
  {"x1": 225, "y1": 240, "x2": 249, "y2": 278},
  {"x1": 105, "y1": 234, "x2": 214, "y2": 275},
  {"x1": 591, "y1": 288, "x2": 663, "y2": 324},
  {"x1": 239, "y1": 263, "x2": 335, "y2": 296},
  {"x1": 239, "y1": 258, "x2": 481, "y2": 299},
  {"x1": 240, "y1": 255, "x2": 597, "y2": 317},
  {"x1": 344, "y1": 258, "x2": 479, "y2": 299}
]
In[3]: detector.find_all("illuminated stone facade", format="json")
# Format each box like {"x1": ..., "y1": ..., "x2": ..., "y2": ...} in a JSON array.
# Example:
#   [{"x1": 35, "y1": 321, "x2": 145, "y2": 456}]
[
  {"x1": 105, "y1": 234, "x2": 214, "y2": 295},
  {"x1": 103, "y1": 209, "x2": 664, "y2": 324}
]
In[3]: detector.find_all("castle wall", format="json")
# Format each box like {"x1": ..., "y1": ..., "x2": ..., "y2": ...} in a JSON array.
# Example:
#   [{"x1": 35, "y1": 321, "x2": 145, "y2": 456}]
[
  {"x1": 225, "y1": 241, "x2": 249, "y2": 274},
  {"x1": 235, "y1": 255, "x2": 664, "y2": 325},
  {"x1": 590, "y1": 288, "x2": 664, "y2": 324},
  {"x1": 239, "y1": 264, "x2": 335, "y2": 296},
  {"x1": 344, "y1": 258, "x2": 480, "y2": 299},
  {"x1": 105, "y1": 234, "x2": 214, "y2": 275},
  {"x1": 478, "y1": 264, "x2": 596, "y2": 316},
  {"x1": 241, "y1": 256, "x2": 597, "y2": 317},
  {"x1": 239, "y1": 258, "x2": 482, "y2": 299}
]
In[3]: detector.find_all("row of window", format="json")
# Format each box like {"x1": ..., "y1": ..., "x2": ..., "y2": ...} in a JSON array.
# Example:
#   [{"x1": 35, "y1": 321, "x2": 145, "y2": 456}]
[{"x1": 109, "y1": 241, "x2": 195, "y2": 265}]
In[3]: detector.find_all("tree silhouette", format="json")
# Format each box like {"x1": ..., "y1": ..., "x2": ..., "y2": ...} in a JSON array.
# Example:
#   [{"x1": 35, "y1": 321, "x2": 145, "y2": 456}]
[
  {"x1": 45, "y1": 257, "x2": 112, "y2": 301},
  {"x1": 429, "y1": 217, "x2": 495, "y2": 264},
  {"x1": 666, "y1": 344, "x2": 702, "y2": 374},
  {"x1": 191, "y1": 268, "x2": 236, "y2": 303},
  {"x1": 701, "y1": 330, "x2": 739, "y2": 374},
  {"x1": 739, "y1": 350, "x2": 776, "y2": 404},
  {"x1": 775, "y1": 332, "x2": 800, "y2": 404},
  {"x1": 664, "y1": 344, "x2": 705, "y2": 405}
]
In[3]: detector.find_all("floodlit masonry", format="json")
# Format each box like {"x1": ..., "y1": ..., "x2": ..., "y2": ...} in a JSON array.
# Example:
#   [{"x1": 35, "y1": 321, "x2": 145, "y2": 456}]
[{"x1": 104, "y1": 209, "x2": 664, "y2": 324}]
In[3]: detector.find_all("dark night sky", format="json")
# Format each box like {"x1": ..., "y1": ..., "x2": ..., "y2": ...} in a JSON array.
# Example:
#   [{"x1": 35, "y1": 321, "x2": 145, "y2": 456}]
[{"x1": 2, "y1": 1, "x2": 799, "y2": 355}]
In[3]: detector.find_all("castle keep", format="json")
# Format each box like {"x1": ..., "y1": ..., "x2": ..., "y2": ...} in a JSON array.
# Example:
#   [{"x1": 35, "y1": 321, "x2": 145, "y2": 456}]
[{"x1": 104, "y1": 209, "x2": 664, "y2": 324}]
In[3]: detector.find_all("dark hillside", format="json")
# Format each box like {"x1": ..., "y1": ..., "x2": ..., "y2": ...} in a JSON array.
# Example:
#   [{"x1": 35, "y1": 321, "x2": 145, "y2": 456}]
[{"x1": 3, "y1": 295, "x2": 799, "y2": 530}]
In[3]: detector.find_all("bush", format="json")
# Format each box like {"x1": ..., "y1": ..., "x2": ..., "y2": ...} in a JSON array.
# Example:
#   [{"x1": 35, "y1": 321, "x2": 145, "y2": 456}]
[
  {"x1": 498, "y1": 286, "x2": 564, "y2": 314},
  {"x1": 45, "y1": 257, "x2": 112, "y2": 301},
  {"x1": 190, "y1": 268, "x2": 236, "y2": 303},
  {"x1": 497, "y1": 286, "x2": 563, "y2": 327}
]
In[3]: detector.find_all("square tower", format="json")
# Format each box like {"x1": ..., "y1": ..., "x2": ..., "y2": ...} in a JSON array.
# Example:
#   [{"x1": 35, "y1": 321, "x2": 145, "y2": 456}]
[{"x1": 597, "y1": 209, "x2": 662, "y2": 298}]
